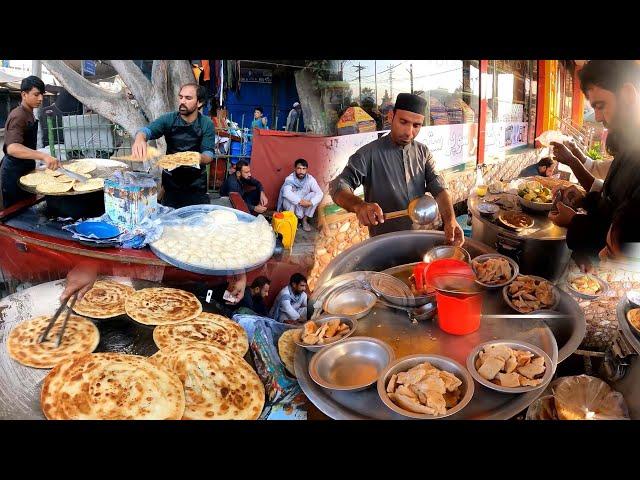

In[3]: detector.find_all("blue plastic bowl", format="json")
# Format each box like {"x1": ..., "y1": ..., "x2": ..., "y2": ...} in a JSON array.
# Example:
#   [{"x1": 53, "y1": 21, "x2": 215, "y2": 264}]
[{"x1": 75, "y1": 221, "x2": 122, "y2": 239}]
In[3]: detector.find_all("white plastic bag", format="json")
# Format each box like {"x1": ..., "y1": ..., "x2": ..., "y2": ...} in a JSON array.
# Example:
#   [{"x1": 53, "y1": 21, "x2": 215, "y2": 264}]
[{"x1": 535, "y1": 130, "x2": 572, "y2": 147}]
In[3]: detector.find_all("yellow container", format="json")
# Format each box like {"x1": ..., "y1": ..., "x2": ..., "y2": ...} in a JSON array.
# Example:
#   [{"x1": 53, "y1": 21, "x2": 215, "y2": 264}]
[{"x1": 272, "y1": 211, "x2": 298, "y2": 249}]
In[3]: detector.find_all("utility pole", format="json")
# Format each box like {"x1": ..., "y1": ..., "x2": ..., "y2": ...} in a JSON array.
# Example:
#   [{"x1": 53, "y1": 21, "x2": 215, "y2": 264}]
[
  {"x1": 374, "y1": 60, "x2": 378, "y2": 106},
  {"x1": 353, "y1": 63, "x2": 366, "y2": 103},
  {"x1": 389, "y1": 66, "x2": 394, "y2": 100},
  {"x1": 407, "y1": 63, "x2": 414, "y2": 94}
]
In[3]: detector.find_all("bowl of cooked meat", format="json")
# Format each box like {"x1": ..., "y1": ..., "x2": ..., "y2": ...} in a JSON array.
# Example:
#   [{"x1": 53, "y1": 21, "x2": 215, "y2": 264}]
[
  {"x1": 377, "y1": 354, "x2": 474, "y2": 419},
  {"x1": 471, "y1": 254, "x2": 519, "y2": 289},
  {"x1": 467, "y1": 340, "x2": 554, "y2": 393},
  {"x1": 565, "y1": 273, "x2": 608, "y2": 300},
  {"x1": 502, "y1": 275, "x2": 559, "y2": 313},
  {"x1": 293, "y1": 316, "x2": 357, "y2": 353}
]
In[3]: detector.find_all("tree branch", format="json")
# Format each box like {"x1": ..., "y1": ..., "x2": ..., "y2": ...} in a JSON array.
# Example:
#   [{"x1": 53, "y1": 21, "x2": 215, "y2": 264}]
[
  {"x1": 149, "y1": 60, "x2": 171, "y2": 117},
  {"x1": 42, "y1": 60, "x2": 147, "y2": 137},
  {"x1": 109, "y1": 60, "x2": 153, "y2": 116}
]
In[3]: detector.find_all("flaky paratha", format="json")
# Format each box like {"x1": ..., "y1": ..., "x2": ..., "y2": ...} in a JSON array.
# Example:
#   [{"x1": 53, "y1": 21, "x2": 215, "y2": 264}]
[
  {"x1": 278, "y1": 329, "x2": 297, "y2": 377},
  {"x1": 73, "y1": 177, "x2": 105, "y2": 192},
  {"x1": 153, "y1": 312, "x2": 248, "y2": 356},
  {"x1": 7, "y1": 315, "x2": 100, "y2": 369},
  {"x1": 45, "y1": 168, "x2": 63, "y2": 177},
  {"x1": 151, "y1": 343, "x2": 264, "y2": 420},
  {"x1": 41, "y1": 352, "x2": 185, "y2": 420},
  {"x1": 66, "y1": 160, "x2": 97, "y2": 175},
  {"x1": 36, "y1": 181, "x2": 74, "y2": 193},
  {"x1": 157, "y1": 151, "x2": 201, "y2": 171},
  {"x1": 628, "y1": 308, "x2": 640, "y2": 332},
  {"x1": 55, "y1": 173, "x2": 91, "y2": 183},
  {"x1": 125, "y1": 287, "x2": 202, "y2": 326},
  {"x1": 20, "y1": 172, "x2": 51, "y2": 186},
  {"x1": 72, "y1": 280, "x2": 135, "y2": 319}
]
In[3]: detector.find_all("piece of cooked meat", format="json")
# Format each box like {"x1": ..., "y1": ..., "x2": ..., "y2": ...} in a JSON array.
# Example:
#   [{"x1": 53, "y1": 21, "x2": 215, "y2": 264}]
[
  {"x1": 477, "y1": 356, "x2": 506, "y2": 380},
  {"x1": 303, "y1": 321, "x2": 317, "y2": 335},
  {"x1": 387, "y1": 373, "x2": 398, "y2": 393},
  {"x1": 425, "y1": 390, "x2": 447, "y2": 416},
  {"x1": 396, "y1": 384, "x2": 418, "y2": 399},
  {"x1": 496, "y1": 372, "x2": 521, "y2": 388},
  {"x1": 411, "y1": 374, "x2": 446, "y2": 395},
  {"x1": 390, "y1": 392, "x2": 438, "y2": 415},
  {"x1": 438, "y1": 370, "x2": 462, "y2": 392},
  {"x1": 520, "y1": 377, "x2": 543, "y2": 387},
  {"x1": 517, "y1": 360, "x2": 546, "y2": 379},
  {"x1": 504, "y1": 356, "x2": 518, "y2": 373},
  {"x1": 484, "y1": 345, "x2": 513, "y2": 361}
]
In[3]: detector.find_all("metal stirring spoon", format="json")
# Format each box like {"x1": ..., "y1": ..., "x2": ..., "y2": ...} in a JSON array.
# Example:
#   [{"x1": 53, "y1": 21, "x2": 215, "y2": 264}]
[{"x1": 384, "y1": 195, "x2": 439, "y2": 226}]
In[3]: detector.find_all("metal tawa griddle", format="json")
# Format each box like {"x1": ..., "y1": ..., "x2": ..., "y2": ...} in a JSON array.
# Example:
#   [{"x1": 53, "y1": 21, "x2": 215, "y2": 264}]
[
  {"x1": 296, "y1": 230, "x2": 586, "y2": 420},
  {"x1": 0, "y1": 276, "x2": 223, "y2": 420}
]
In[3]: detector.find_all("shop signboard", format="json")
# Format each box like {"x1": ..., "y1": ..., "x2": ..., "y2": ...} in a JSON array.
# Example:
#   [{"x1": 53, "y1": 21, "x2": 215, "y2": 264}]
[
  {"x1": 484, "y1": 122, "x2": 528, "y2": 157},
  {"x1": 82, "y1": 60, "x2": 96, "y2": 76},
  {"x1": 240, "y1": 68, "x2": 272, "y2": 84}
]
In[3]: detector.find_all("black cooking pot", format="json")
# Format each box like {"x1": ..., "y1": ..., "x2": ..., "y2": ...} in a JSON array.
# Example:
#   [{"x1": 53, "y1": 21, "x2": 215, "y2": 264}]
[{"x1": 44, "y1": 191, "x2": 105, "y2": 219}]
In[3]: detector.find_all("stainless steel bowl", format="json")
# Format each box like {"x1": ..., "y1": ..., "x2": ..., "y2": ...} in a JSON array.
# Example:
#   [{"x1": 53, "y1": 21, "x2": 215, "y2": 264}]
[
  {"x1": 423, "y1": 245, "x2": 471, "y2": 264},
  {"x1": 478, "y1": 202, "x2": 500, "y2": 216},
  {"x1": 471, "y1": 253, "x2": 519, "y2": 289},
  {"x1": 309, "y1": 336, "x2": 394, "y2": 392},
  {"x1": 627, "y1": 290, "x2": 640, "y2": 307},
  {"x1": 565, "y1": 272, "x2": 609, "y2": 300},
  {"x1": 466, "y1": 340, "x2": 554, "y2": 394},
  {"x1": 323, "y1": 288, "x2": 377, "y2": 320},
  {"x1": 292, "y1": 315, "x2": 357, "y2": 353},
  {"x1": 377, "y1": 354, "x2": 474, "y2": 419},
  {"x1": 502, "y1": 275, "x2": 560, "y2": 313}
]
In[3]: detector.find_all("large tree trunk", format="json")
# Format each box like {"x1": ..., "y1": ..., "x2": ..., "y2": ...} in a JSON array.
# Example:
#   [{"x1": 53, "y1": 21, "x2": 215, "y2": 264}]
[
  {"x1": 294, "y1": 69, "x2": 335, "y2": 136},
  {"x1": 167, "y1": 61, "x2": 196, "y2": 109}
]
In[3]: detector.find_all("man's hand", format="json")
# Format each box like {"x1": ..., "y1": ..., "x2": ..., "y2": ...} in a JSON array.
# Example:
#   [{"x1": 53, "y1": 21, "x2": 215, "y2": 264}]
[
  {"x1": 227, "y1": 273, "x2": 247, "y2": 302},
  {"x1": 260, "y1": 191, "x2": 268, "y2": 207},
  {"x1": 444, "y1": 220, "x2": 465, "y2": 247},
  {"x1": 549, "y1": 201, "x2": 577, "y2": 228},
  {"x1": 573, "y1": 253, "x2": 594, "y2": 273},
  {"x1": 261, "y1": 117, "x2": 268, "y2": 127},
  {"x1": 60, "y1": 264, "x2": 98, "y2": 303},
  {"x1": 299, "y1": 199, "x2": 312, "y2": 208},
  {"x1": 254, "y1": 205, "x2": 267, "y2": 214},
  {"x1": 132, "y1": 136, "x2": 148, "y2": 159},
  {"x1": 564, "y1": 140, "x2": 586, "y2": 162},
  {"x1": 550, "y1": 141, "x2": 579, "y2": 167},
  {"x1": 354, "y1": 202, "x2": 385, "y2": 227},
  {"x1": 42, "y1": 155, "x2": 61, "y2": 170}
]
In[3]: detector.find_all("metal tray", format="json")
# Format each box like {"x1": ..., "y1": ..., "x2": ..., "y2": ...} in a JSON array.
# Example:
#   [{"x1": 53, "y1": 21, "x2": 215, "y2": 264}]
[
  {"x1": 382, "y1": 262, "x2": 435, "y2": 307},
  {"x1": 617, "y1": 295, "x2": 640, "y2": 352},
  {"x1": 565, "y1": 272, "x2": 609, "y2": 300},
  {"x1": 19, "y1": 159, "x2": 128, "y2": 196},
  {"x1": 149, "y1": 204, "x2": 276, "y2": 276}
]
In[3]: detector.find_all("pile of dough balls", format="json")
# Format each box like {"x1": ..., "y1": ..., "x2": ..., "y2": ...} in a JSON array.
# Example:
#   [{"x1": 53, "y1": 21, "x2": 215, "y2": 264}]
[{"x1": 152, "y1": 210, "x2": 275, "y2": 270}]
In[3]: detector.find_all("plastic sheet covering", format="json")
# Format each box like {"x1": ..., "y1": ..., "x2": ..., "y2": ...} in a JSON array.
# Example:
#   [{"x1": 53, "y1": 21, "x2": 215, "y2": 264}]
[
  {"x1": 552, "y1": 375, "x2": 630, "y2": 420},
  {"x1": 234, "y1": 314, "x2": 307, "y2": 420}
]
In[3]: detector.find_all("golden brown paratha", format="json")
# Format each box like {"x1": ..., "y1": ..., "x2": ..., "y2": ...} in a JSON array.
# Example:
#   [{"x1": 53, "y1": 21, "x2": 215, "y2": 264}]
[
  {"x1": 20, "y1": 172, "x2": 51, "y2": 186},
  {"x1": 157, "y1": 151, "x2": 201, "y2": 171},
  {"x1": 36, "y1": 181, "x2": 73, "y2": 193},
  {"x1": 7, "y1": 315, "x2": 100, "y2": 369},
  {"x1": 72, "y1": 178, "x2": 105, "y2": 192},
  {"x1": 40, "y1": 352, "x2": 185, "y2": 420},
  {"x1": 125, "y1": 287, "x2": 202, "y2": 326},
  {"x1": 45, "y1": 168, "x2": 63, "y2": 177},
  {"x1": 55, "y1": 173, "x2": 91, "y2": 183},
  {"x1": 72, "y1": 280, "x2": 135, "y2": 319},
  {"x1": 151, "y1": 343, "x2": 264, "y2": 420},
  {"x1": 152, "y1": 312, "x2": 248, "y2": 356},
  {"x1": 67, "y1": 160, "x2": 97, "y2": 175},
  {"x1": 278, "y1": 329, "x2": 297, "y2": 377}
]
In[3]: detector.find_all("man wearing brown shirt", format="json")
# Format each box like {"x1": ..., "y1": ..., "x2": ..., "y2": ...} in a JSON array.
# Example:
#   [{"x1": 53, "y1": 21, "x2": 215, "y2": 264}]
[{"x1": 1, "y1": 76, "x2": 60, "y2": 208}]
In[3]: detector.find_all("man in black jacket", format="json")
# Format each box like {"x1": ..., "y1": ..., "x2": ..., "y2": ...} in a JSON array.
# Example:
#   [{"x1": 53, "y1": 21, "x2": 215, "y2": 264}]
[
  {"x1": 549, "y1": 60, "x2": 640, "y2": 270},
  {"x1": 220, "y1": 160, "x2": 268, "y2": 214}
]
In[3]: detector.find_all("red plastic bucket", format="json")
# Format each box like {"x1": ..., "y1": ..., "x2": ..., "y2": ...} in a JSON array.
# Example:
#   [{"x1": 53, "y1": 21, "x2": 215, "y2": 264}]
[{"x1": 425, "y1": 259, "x2": 482, "y2": 335}]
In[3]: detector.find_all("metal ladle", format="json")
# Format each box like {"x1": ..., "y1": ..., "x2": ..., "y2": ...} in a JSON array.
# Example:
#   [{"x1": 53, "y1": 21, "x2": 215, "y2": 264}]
[{"x1": 384, "y1": 195, "x2": 439, "y2": 226}]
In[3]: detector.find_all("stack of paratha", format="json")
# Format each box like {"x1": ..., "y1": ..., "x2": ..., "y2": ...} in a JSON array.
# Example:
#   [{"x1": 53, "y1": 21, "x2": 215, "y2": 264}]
[
  {"x1": 156, "y1": 151, "x2": 201, "y2": 171},
  {"x1": 125, "y1": 288, "x2": 202, "y2": 326},
  {"x1": 7, "y1": 315, "x2": 100, "y2": 368},
  {"x1": 72, "y1": 280, "x2": 135, "y2": 319},
  {"x1": 41, "y1": 353, "x2": 185, "y2": 420},
  {"x1": 151, "y1": 343, "x2": 264, "y2": 420},
  {"x1": 152, "y1": 312, "x2": 248, "y2": 356}
]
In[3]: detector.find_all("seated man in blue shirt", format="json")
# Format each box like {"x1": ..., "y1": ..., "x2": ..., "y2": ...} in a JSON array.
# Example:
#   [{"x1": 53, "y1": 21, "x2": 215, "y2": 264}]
[
  {"x1": 220, "y1": 160, "x2": 268, "y2": 214},
  {"x1": 131, "y1": 83, "x2": 216, "y2": 208},
  {"x1": 518, "y1": 157, "x2": 557, "y2": 179}
]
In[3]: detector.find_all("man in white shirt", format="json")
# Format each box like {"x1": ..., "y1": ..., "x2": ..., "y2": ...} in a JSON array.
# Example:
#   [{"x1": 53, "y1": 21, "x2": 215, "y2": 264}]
[
  {"x1": 269, "y1": 273, "x2": 308, "y2": 324},
  {"x1": 551, "y1": 139, "x2": 613, "y2": 193},
  {"x1": 276, "y1": 158, "x2": 324, "y2": 232}
]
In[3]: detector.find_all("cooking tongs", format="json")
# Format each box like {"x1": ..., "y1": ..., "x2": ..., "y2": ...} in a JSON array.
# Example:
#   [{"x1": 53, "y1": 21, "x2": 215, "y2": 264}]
[{"x1": 38, "y1": 293, "x2": 79, "y2": 347}]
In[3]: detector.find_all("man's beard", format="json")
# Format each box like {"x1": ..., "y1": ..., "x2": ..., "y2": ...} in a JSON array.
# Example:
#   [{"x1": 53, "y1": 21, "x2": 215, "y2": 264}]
[
  {"x1": 296, "y1": 173, "x2": 306, "y2": 180},
  {"x1": 179, "y1": 105, "x2": 196, "y2": 115}
]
